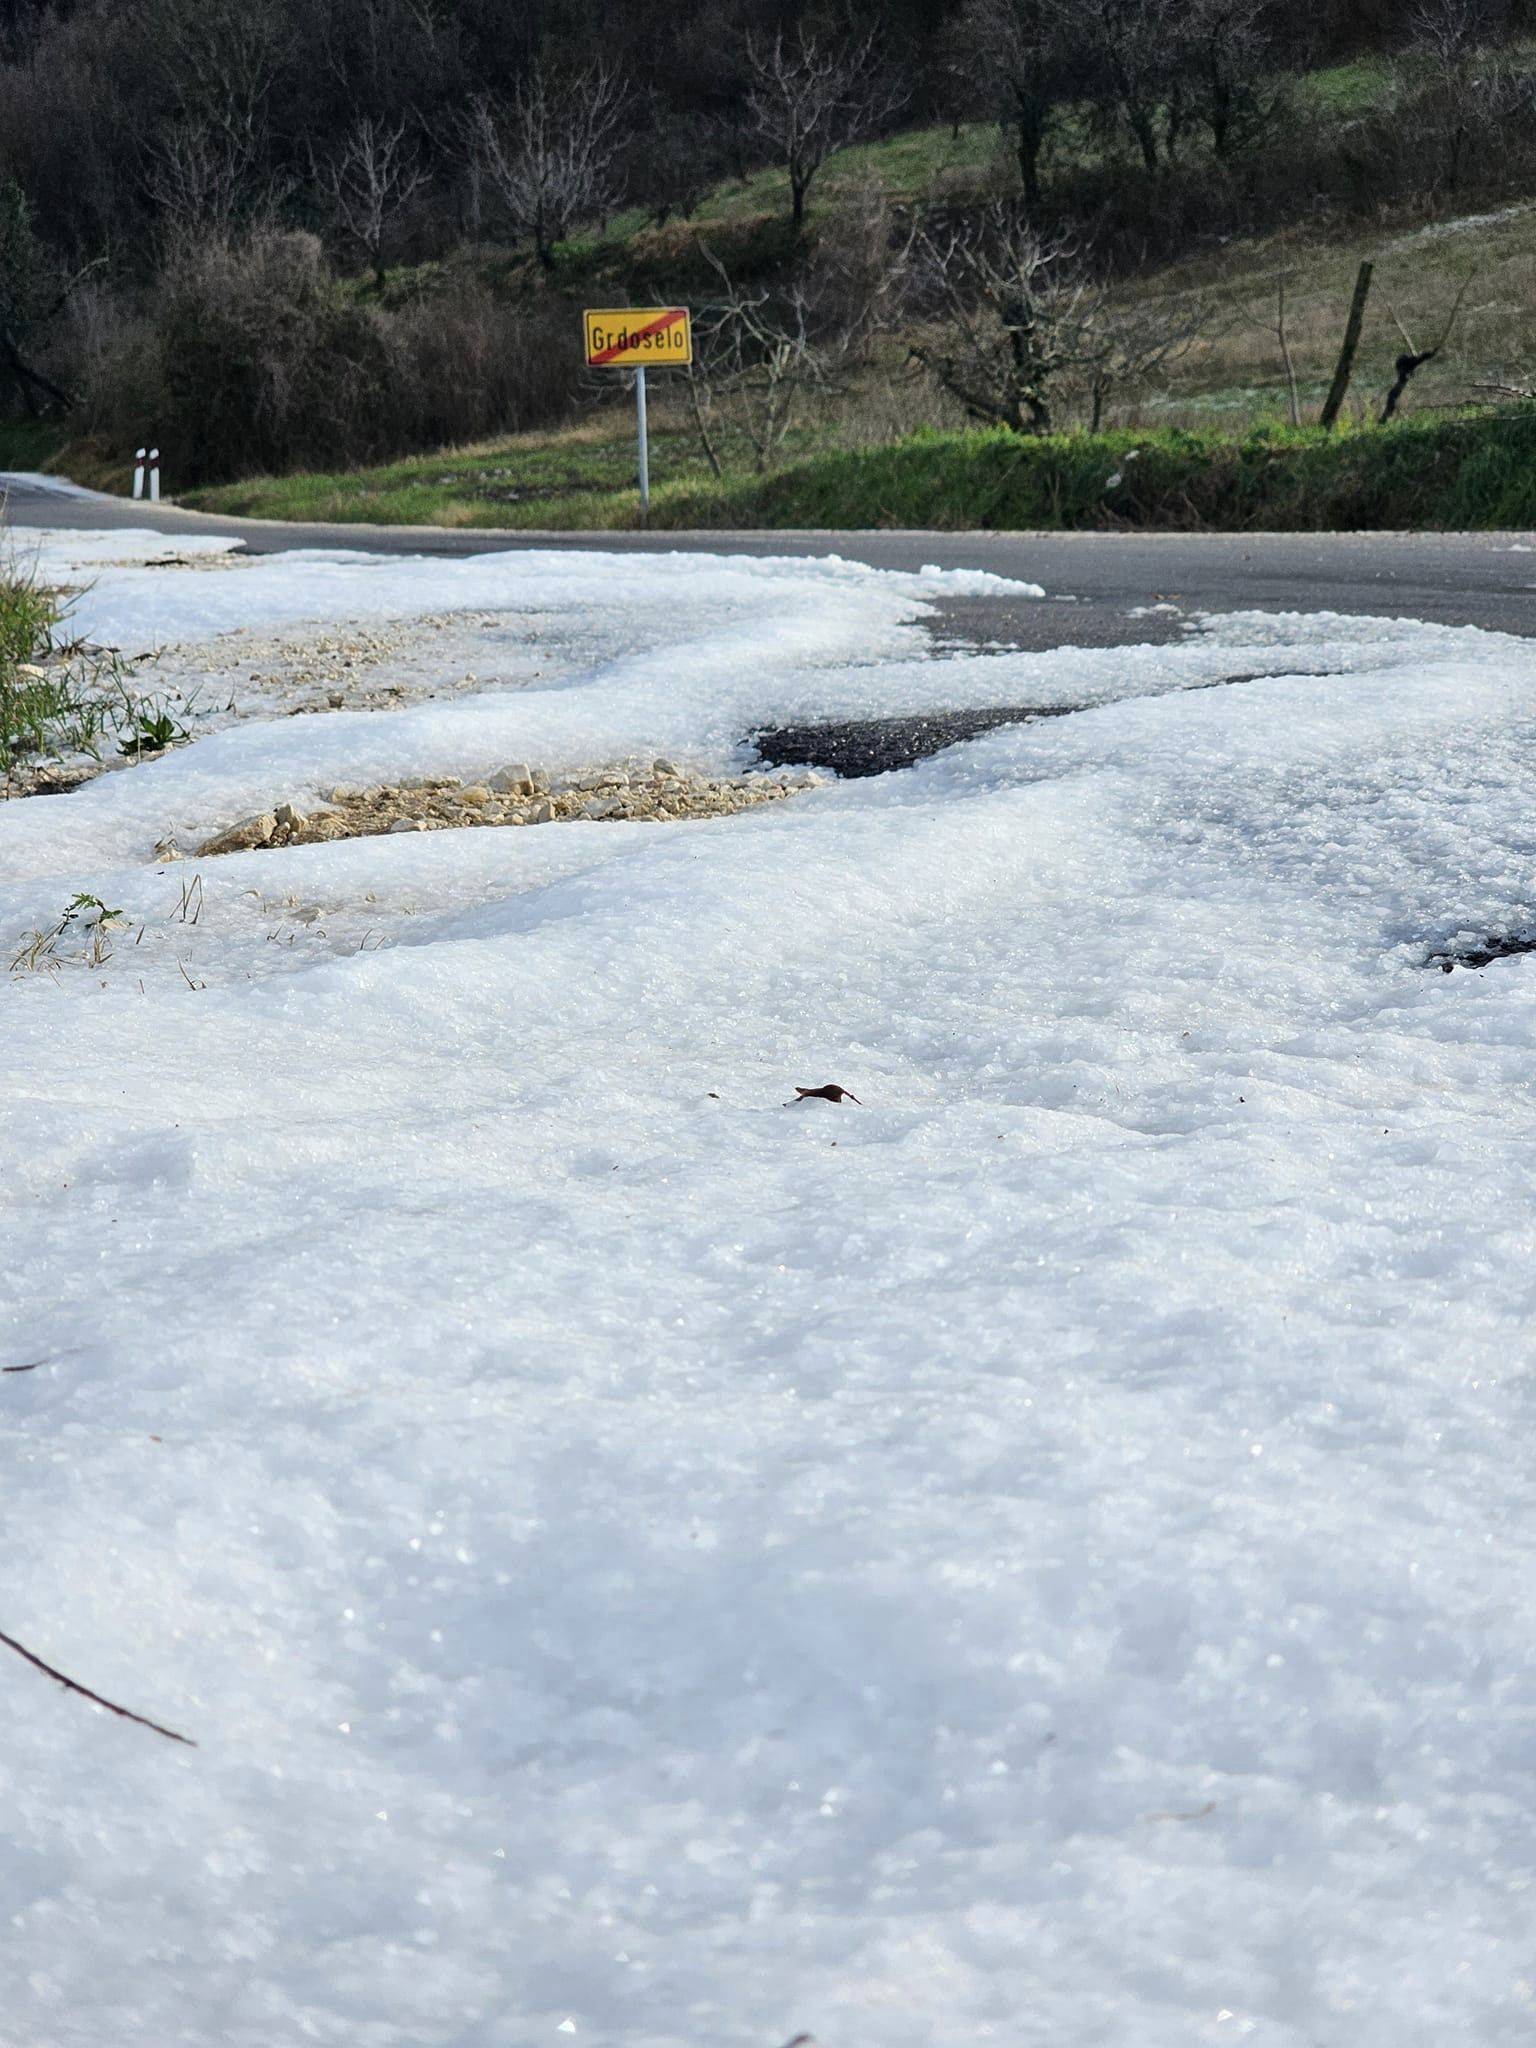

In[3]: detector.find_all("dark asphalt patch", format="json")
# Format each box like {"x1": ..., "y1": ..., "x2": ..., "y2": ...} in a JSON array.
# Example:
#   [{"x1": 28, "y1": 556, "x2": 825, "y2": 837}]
[
  {"x1": 750, "y1": 669, "x2": 1344, "y2": 779},
  {"x1": 753, "y1": 705, "x2": 1078, "y2": 779},
  {"x1": 920, "y1": 595, "x2": 1190, "y2": 657},
  {"x1": 1425, "y1": 932, "x2": 1536, "y2": 972}
]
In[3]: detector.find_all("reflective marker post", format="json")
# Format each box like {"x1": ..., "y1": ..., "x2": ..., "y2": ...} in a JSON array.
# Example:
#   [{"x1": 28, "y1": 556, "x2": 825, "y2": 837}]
[{"x1": 634, "y1": 366, "x2": 649, "y2": 520}]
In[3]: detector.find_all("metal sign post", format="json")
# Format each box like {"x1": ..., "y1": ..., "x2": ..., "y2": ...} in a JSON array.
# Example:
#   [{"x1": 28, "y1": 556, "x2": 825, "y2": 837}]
[
  {"x1": 583, "y1": 308, "x2": 691, "y2": 522},
  {"x1": 634, "y1": 366, "x2": 649, "y2": 517}
]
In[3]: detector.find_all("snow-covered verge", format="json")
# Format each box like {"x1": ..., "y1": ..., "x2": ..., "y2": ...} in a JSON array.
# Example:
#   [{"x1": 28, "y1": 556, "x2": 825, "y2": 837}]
[{"x1": 4, "y1": 537, "x2": 1536, "y2": 2048}]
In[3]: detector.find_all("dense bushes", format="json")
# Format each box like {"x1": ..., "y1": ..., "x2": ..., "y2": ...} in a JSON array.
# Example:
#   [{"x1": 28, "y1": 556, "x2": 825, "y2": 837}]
[{"x1": 68, "y1": 233, "x2": 586, "y2": 485}]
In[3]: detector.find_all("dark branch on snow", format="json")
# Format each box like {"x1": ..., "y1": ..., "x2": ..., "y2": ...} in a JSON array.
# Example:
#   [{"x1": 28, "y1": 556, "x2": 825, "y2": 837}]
[{"x1": 0, "y1": 1626, "x2": 197, "y2": 1745}]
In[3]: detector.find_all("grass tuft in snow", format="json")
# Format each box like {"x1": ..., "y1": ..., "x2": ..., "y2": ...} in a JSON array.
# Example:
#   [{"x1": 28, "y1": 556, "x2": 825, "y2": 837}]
[{"x1": 0, "y1": 553, "x2": 198, "y2": 789}]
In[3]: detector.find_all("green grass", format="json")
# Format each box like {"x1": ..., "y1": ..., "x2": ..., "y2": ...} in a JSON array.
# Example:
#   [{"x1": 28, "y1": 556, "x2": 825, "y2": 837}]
[
  {"x1": 184, "y1": 415, "x2": 731, "y2": 529},
  {"x1": 1297, "y1": 54, "x2": 1398, "y2": 118},
  {"x1": 0, "y1": 562, "x2": 88, "y2": 773},
  {"x1": 0, "y1": 551, "x2": 187, "y2": 780},
  {"x1": 186, "y1": 408, "x2": 1536, "y2": 535},
  {"x1": 660, "y1": 412, "x2": 1536, "y2": 531}
]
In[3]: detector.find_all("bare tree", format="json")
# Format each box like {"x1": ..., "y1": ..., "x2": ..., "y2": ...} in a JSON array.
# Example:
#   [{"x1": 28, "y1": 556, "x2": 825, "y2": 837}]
[
  {"x1": 319, "y1": 115, "x2": 428, "y2": 285},
  {"x1": 1080, "y1": 286, "x2": 1210, "y2": 429},
  {"x1": 804, "y1": 180, "x2": 917, "y2": 362},
  {"x1": 153, "y1": 0, "x2": 287, "y2": 160},
  {"x1": 956, "y1": 0, "x2": 1075, "y2": 210},
  {"x1": 1068, "y1": 0, "x2": 1185, "y2": 177},
  {"x1": 909, "y1": 204, "x2": 1206, "y2": 433},
  {"x1": 144, "y1": 119, "x2": 258, "y2": 241},
  {"x1": 744, "y1": 31, "x2": 904, "y2": 228},
  {"x1": 1184, "y1": 0, "x2": 1281, "y2": 158},
  {"x1": 1409, "y1": 0, "x2": 1510, "y2": 69},
  {"x1": 314, "y1": 0, "x2": 454, "y2": 114},
  {"x1": 622, "y1": 107, "x2": 718, "y2": 229},
  {"x1": 909, "y1": 209, "x2": 1096, "y2": 433},
  {"x1": 685, "y1": 245, "x2": 855, "y2": 472},
  {"x1": 466, "y1": 62, "x2": 631, "y2": 271},
  {"x1": 1409, "y1": 0, "x2": 1513, "y2": 189}
]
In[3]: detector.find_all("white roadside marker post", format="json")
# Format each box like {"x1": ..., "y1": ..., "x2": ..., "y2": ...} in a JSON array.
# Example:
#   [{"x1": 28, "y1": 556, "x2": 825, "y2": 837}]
[
  {"x1": 634, "y1": 366, "x2": 649, "y2": 522},
  {"x1": 149, "y1": 449, "x2": 161, "y2": 503},
  {"x1": 132, "y1": 448, "x2": 146, "y2": 500}
]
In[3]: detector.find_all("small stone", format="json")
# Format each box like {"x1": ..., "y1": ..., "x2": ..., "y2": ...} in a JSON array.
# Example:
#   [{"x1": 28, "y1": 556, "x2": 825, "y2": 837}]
[
  {"x1": 388, "y1": 818, "x2": 426, "y2": 834},
  {"x1": 195, "y1": 811, "x2": 276, "y2": 856},
  {"x1": 489, "y1": 762, "x2": 534, "y2": 795},
  {"x1": 653, "y1": 758, "x2": 681, "y2": 778},
  {"x1": 482, "y1": 805, "x2": 507, "y2": 824},
  {"x1": 528, "y1": 798, "x2": 556, "y2": 824},
  {"x1": 326, "y1": 691, "x2": 344, "y2": 709},
  {"x1": 581, "y1": 796, "x2": 624, "y2": 820}
]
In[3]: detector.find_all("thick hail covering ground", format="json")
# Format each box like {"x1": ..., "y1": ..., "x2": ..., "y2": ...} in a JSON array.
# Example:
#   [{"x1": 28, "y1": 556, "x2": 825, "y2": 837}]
[{"x1": 2, "y1": 532, "x2": 1534, "y2": 2047}]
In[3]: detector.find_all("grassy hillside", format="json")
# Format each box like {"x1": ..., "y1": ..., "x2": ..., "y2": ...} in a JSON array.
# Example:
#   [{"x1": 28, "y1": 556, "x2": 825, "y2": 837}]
[{"x1": 16, "y1": 47, "x2": 1536, "y2": 535}]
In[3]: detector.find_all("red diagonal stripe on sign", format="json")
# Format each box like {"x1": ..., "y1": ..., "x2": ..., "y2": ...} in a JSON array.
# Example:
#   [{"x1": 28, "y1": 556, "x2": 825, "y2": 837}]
[{"x1": 589, "y1": 308, "x2": 685, "y2": 366}]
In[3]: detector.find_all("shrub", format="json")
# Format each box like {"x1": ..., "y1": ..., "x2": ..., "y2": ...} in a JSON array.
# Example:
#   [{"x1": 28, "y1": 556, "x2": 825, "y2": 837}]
[
  {"x1": 151, "y1": 231, "x2": 401, "y2": 482},
  {"x1": 70, "y1": 233, "x2": 588, "y2": 486},
  {"x1": 389, "y1": 279, "x2": 584, "y2": 449}
]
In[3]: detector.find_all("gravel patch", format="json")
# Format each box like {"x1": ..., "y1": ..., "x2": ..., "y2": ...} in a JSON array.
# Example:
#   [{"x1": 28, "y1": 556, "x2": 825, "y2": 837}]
[{"x1": 190, "y1": 760, "x2": 823, "y2": 857}]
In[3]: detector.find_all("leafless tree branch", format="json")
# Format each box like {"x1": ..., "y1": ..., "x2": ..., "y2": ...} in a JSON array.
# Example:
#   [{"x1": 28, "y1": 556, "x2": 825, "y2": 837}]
[
  {"x1": 744, "y1": 31, "x2": 905, "y2": 227},
  {"x1": 464, "y1": 62, "x2": 631, "y2": 271},
  {"x1": 909, "y1": 203, "x2": 1207, "y2": 434},
  {"x1": 318, "y1": 114, "x2": 428, "y2": 284}
]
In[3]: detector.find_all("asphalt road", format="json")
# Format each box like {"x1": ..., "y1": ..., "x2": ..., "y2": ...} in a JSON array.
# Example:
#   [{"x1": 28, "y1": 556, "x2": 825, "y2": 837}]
[{"x1": 6, "y1": 472, "x2": 1536, "y2": 652}]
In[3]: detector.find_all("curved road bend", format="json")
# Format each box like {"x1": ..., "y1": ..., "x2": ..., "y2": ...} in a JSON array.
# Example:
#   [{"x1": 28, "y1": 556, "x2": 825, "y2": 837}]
[{"x1": 4, "y1": 472, "x2": 1534, "y2": 653}]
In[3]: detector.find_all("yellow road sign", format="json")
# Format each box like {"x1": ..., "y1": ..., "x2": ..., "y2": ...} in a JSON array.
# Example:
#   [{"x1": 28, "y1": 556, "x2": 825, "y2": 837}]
[{"x1": 584, "y1": 307, "x2": 692, "y2": 368}]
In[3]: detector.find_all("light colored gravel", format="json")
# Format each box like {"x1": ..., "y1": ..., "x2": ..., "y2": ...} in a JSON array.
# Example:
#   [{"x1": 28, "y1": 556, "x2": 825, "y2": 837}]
[{"x1": 191, "y1": 760, "x2": 823, "y2": 856}]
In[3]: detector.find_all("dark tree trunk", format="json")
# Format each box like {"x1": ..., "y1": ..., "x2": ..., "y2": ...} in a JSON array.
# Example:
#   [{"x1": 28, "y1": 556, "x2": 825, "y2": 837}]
[
  {"x1": 1129, "y1": 107, "x2": 1160, "y2": 176},
  {"x1": 2, "y1": 332, "x2": 71, "y2": 414}
]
